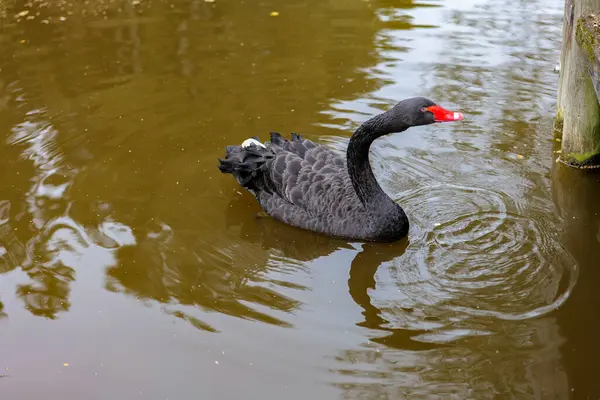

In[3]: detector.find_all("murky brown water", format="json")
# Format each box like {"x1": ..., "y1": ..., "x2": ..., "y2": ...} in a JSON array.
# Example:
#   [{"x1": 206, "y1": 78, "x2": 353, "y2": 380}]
[{"x1": 0, "y1": 0, "x2": 598, "y2": 398}]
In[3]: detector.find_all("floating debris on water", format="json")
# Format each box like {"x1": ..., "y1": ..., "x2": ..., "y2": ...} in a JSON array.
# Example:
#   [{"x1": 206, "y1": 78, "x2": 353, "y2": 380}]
[{"x1": 270, "y1": 11, "x2": 279, "y2": 16}]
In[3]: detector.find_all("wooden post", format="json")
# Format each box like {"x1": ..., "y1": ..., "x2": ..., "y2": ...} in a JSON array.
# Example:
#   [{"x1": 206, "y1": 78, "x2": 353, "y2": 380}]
[{"x1": 555, "y1": 0, "x2": 600, "y2": 169}]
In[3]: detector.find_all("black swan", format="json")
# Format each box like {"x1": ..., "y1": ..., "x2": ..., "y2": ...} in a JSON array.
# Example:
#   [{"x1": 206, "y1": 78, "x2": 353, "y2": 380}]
[{"x1": 218, "y1": 97, "x2": 464, "y2": 242}]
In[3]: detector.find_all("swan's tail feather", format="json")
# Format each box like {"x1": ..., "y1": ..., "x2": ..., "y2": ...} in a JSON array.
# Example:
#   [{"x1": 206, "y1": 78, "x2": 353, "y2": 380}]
[
  {"x1": 218, "y1": 137, "x2": 275, "y2": 194},
  {"x1": 269, "y1": 131, "x2": 286, "y2": 146}
]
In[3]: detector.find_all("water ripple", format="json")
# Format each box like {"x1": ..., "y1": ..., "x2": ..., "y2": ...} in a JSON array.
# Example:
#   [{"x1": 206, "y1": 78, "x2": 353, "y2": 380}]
[{"x1": 373, "y1": 183, "x2": 577, "y2": 333}]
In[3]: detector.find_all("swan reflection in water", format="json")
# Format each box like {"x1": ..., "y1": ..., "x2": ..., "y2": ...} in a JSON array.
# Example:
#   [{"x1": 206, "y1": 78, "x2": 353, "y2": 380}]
[
  {"x1": 346, "y1": 241, "x2": 447, "y2": 351},
  {"x1": 232, "y1": 195, "x2": 431, "y2": 346}
]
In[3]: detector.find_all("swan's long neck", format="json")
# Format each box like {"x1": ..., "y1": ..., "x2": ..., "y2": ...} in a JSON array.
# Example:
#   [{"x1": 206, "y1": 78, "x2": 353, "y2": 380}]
[{"x1": 346, "y1": 112, "x2": 408, "y2": 212}]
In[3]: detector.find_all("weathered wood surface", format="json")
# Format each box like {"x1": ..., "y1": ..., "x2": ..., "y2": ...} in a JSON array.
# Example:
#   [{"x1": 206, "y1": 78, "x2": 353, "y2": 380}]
[
  {"x1": 577, "y1": 14, "x2": 600, "y2": 103},
  {"x1": 555, "y1": 0, "x2": 600, "y2": 169}
]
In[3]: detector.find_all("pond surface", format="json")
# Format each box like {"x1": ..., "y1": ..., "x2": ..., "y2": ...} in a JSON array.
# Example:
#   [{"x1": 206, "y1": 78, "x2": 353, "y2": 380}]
[{"x1": 0, "y1": 0, "x2": 599, "y2": 398}]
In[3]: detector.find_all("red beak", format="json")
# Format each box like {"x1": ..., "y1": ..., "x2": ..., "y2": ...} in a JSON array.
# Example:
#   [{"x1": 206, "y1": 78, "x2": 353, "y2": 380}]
[{"x1": 426, "y1": 105, "x2": 464, "y2": 122}]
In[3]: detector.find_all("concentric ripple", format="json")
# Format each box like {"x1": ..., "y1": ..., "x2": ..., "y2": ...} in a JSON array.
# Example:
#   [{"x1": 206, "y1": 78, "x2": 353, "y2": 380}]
[{"x1": 377, "y1": 184, "x2": 577, "y2": 325}]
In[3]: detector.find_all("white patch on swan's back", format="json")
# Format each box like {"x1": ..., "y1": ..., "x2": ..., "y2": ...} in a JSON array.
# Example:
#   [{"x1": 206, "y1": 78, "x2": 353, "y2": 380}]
[{"x1": 241, "y1": 138, "x2": 266, "y2": 149}]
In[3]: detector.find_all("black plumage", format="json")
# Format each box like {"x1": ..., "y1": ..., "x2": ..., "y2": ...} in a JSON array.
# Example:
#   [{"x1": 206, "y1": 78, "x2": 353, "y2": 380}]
[{"x1": 218, "y1": 97, "x2": 463, "y2": 242}]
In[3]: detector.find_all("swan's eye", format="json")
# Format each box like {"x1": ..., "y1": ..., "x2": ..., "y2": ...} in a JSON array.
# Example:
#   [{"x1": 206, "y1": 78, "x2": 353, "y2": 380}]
[{"x1": 421, "y1": 107, "x2": 428, "y2": 112}]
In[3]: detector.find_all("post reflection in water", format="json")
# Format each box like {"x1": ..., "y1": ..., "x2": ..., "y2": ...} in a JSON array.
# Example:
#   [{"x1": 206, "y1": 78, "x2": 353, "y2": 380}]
[
  {"x1": 0, "y1": 0, "x2": 593, "y2": 398},
  {"x1": 552, "y1": 163, "x2": 600, "y2": 398}
]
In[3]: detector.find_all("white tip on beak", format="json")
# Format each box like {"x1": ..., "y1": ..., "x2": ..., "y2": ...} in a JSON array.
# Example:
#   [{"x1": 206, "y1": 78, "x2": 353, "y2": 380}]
[{"x1": 453, "y1": 112, "x2": 464, "y2": 120}]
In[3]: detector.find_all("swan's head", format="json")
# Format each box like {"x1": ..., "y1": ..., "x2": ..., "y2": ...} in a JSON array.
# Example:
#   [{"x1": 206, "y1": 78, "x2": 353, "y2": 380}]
[{"x1": 392, "y1": 97, "x2": 464, "y2": 127}]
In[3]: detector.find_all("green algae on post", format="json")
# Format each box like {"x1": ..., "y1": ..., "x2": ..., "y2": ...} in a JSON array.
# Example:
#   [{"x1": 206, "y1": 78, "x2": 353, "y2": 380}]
[
  {"x1": 576, "y1": 14, "x2": 600, "y2": 104},
  {"x1": 576, "y1": 14, "x2": 600, "y2": 64},
  {"x1": 562, "y1": 149, "x2": 600, "y2": 169}
]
